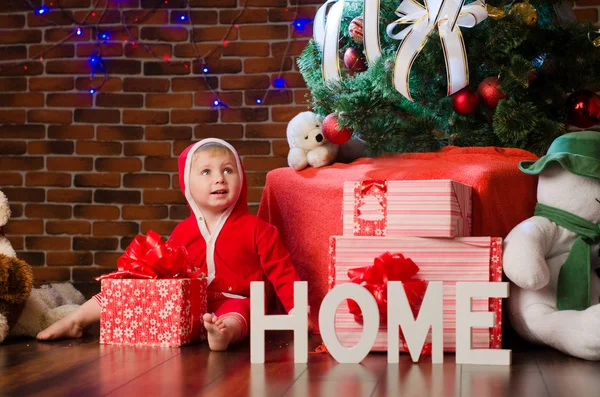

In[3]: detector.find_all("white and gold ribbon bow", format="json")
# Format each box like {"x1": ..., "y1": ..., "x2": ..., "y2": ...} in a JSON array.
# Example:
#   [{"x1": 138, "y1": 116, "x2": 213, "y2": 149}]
[{"x1": 387, "y1": 0, "x2": 487, "y2": 100}]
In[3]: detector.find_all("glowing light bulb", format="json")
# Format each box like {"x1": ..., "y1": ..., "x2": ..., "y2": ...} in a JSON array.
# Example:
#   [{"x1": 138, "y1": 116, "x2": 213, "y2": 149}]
[
  {"x1": 89, "y1": 89, "x2": 95, "y2": 94},
  {"x1": 274, "y1": 77, "x2": 285, "y2": 88},
  {"x1": 202, "y1": 67, "x2": 209, "y2": 73},
  {"x1": 76, "y1": 28, "x2": 82, "y2": 36},
  {"x1": 256, "y1": 99, "x2": 262, "y2": 104}
]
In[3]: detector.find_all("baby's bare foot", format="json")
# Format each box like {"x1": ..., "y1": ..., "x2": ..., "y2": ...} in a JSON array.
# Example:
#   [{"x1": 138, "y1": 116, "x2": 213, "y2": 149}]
[
  {"x1": 36, "y1": 316, "x2": 83, "y2": 340},
  {"x1": 202, "y1": 313, "x2": 232, "y2": 351}
]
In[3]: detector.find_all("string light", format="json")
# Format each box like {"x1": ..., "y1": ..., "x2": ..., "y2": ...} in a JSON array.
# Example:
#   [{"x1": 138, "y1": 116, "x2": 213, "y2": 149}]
[
  {"x1": 274, "y1": 77, "x2": 286, "y2": 88},
  {"x1": 18, "y1": 0, "x2": 301, "y2": 101},
  {"x1": 293, "y1": 19, "x2": 311, "y2": 32}
]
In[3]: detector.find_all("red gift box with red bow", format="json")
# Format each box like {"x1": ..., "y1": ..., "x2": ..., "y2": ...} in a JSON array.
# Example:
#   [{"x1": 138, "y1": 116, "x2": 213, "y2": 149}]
[{"x1": 98, "y1": 231, "x2": 207, "y2": 347}]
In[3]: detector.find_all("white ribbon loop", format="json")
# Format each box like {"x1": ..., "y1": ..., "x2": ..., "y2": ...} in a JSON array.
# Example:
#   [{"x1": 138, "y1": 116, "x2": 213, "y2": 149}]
[
  {"x1": 389, "y1": 0, "x2": 487, "y2": 100},
  {"x1": 314, "y1": 0, "x2": 345, "y2": 82},
  {"x1": 314, "y1": 0, "x2": 340, "y2": 50},
  {"x1": 364, "y1": 0, "x2": 383, "y2": 64}
]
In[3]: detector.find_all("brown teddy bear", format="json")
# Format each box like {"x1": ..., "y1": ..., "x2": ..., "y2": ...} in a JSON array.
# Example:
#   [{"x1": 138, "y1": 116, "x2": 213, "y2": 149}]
[{"x1": 0, "y1": 190, "x2": 85, "y2": 342}]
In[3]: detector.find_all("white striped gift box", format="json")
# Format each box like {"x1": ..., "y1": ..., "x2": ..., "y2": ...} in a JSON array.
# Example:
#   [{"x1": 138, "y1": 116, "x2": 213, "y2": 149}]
[
  {"x1": 328, "y1": 236, "x2": 503, "y2": 352},
  {"x1": 343, "y1": 180, "x2": 472, "y2": 238}
]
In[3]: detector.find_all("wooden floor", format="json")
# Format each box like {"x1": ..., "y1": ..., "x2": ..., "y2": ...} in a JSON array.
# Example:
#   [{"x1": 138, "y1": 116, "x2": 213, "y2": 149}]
[{"x1": 2, "y1": 326, "x2": 600, "y2": 397}]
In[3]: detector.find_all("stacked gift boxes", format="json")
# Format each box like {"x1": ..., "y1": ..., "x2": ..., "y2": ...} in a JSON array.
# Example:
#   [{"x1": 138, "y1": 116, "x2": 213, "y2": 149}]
[{"x1": 330, "y1": 180, "x2": 503, "y2": 352}]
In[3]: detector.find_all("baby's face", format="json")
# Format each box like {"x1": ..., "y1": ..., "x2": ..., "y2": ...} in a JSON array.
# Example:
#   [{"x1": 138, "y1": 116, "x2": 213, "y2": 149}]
[{"x1": 189, "y1": 150, "x2": 240, "y2": 216}]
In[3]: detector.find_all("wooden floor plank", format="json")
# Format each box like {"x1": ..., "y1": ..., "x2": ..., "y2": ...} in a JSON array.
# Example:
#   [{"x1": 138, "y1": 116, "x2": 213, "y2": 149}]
[
  {"x1": 459, "y1": 350, "x2": 549, "y2": 397},
  {"x1": 0, "y1": 341, "x2": 121, "y2": 395},
  {"x1": 537, "y1": 349, "x2": 600, "y2": 397},
  {"x1": 2, "y1": 333, "x2": 600, "y2": 397},
  {"x1": 39, "y1": 345, "x2": 182, "y2": 397},
  {"x1": 371, "y1": 357, "x2": 461, "y2": 397},
  {"x1": 0, "y1": 335, "x2": 95, "y2": 370},
  {"x1": 284, "y1": 349, "x2": 381, "y2": 397},
  {"x1": 193, "y1": 338, "x2": 308, "y2": 397},
  {"x1": 105, "y1": 343, "x2": 247, "y2": 397}
]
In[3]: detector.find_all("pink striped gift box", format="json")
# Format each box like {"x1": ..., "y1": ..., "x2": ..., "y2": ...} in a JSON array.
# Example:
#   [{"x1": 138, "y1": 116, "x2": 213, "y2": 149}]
[
  {"x1": 342, "y1": 180, "x2": 472, "y2": 238},
  {"x1": 328, "y1": 236, "x2": 503, "y2": 352}
]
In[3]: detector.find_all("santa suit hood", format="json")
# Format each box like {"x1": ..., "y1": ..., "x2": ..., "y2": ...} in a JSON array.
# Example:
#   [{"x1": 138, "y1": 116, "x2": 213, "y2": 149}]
[{"x1": 170, "y1": 138, "x2": 298, "y2": 312}]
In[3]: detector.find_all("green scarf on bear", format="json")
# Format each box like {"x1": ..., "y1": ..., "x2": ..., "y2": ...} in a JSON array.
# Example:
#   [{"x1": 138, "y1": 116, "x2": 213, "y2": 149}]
[{"x1": 535, "y1": 203, "x2": 600, "y2": 311}]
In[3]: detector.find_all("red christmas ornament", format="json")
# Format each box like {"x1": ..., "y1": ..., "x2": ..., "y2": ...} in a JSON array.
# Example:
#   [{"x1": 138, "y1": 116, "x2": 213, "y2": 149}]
[
  {"x1": 322, "y1": 113, "x2": 353, "y2": 144},
  {"x1": 566, "y1": 90, "x2": 600, "y2": 129},
  {"x1": 343, "y1": 47, "x2": 368, "y2": 73},
  {"x1": 451, "y1": 88, "x2": 479, "y2": 115},
  {"x1": 589, "y1": 92, "x2": 600, "y2": 118},
  {"x1": 348, "y1": 16, "x2": 364, "y2": 43},
  {"x1": 477, "y1": 77, "x2": 508, "y2": 108}
]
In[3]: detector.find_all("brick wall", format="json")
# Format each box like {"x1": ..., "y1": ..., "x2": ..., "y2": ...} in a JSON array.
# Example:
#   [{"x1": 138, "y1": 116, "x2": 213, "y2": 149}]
[
  {"x1": 0, "y1": 0, "x2": 317, "y2": 295},
  {"x1": 574, "y1": 0, "x2": 600, "y2": 22},
  {"x1": 0, "y1": 0, "x2": 597, "y2": 296}
]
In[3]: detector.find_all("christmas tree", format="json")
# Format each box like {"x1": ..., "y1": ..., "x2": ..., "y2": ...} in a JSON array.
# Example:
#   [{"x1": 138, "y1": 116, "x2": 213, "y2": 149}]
[{"x1": 298, "y1": 0, "x2": 600, "y2": 156}]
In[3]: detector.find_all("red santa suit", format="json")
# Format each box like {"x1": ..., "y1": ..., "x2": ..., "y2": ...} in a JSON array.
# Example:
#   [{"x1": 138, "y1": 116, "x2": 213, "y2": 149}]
[
  {"x1": 169, "y1": 138, "x2": 300, "y2": 339},
  {"x1": 95, "y1": 138, "x2": 300, "y2": 341}
]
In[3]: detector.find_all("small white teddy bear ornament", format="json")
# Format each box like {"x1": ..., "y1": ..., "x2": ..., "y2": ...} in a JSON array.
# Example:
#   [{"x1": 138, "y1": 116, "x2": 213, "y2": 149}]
[
  {"x1": 0, "y1": 190, "x2": 85, "y2": 343},
  {"x1": 504, "y1": 131, "x2": 600, "y2": 360},
  {"x1": 287, "y1": 111, "x2": 339, "y2": 171}
]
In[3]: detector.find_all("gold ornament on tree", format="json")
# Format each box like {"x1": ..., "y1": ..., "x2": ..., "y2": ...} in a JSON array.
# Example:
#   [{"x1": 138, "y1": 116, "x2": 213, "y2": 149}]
[
  {"x1": 589, "y1": 29, "x2": 600, "y2": 47},
  {"x1": 509, "y1": 0, "x2": 538, "y2": 26},
  {"x1": 485, "y1": 3, "x2": 506, "y2": 20},
  {"x1": 486, "y1": 0, "x2": 538, "y2": 26}
]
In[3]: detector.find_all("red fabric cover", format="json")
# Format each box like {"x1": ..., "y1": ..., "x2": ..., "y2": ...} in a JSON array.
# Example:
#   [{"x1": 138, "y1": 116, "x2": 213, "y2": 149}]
[
  {"x1": 170, "y1": 141, "x2": 300, "y2": 313},
  {"x1": 257, "y1": 146, "x2": 539, "y2": 332}
]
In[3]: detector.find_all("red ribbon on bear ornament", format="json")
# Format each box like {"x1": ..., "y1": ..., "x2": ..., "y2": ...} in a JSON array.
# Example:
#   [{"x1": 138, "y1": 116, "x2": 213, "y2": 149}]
[
  {"x1": 347, "y1": 251, "x2": 431, "y2": 354},
  {"x1": 96, "y1": 230, "x2": 193, "y2": 280}
]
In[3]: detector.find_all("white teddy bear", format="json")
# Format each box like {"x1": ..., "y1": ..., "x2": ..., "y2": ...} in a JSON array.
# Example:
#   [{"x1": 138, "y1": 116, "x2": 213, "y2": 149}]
[
  {"x1": 504, "y1": 131, "x2": 600, "y2": 360},
  {"x1": 0, "y1": 190, "x2": 85, "y2": 343},
  {"x1": 287, "y1": 111, "x2": 367, "y2": 171},
  {"x1": 287, "y1": 111, "x2": 339, "y2": 171}
]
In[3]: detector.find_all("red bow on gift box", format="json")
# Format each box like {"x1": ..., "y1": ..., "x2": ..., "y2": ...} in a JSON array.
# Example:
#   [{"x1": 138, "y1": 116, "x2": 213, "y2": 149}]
[
  {"x1": 347, "y1": 252, "x2": 428, "y2": 325},
  {"x1": 360, "y1": 179, "x2": 386, "y2": 196},
  {"x1": 96, "y1": 230, "x2": 193, "y2": 280}
]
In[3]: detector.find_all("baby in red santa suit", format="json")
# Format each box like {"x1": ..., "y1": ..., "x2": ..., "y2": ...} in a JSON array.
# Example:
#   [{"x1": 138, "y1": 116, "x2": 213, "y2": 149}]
[{"x1": 38, "y1": 138, "x2": 308, "y2": 351}]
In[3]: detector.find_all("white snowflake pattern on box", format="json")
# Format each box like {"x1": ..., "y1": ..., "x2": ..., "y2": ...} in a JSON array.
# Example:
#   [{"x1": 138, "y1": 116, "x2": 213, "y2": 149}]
[{"x1": 100, "y1": 278, "x2": 207, "y2": 347}]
